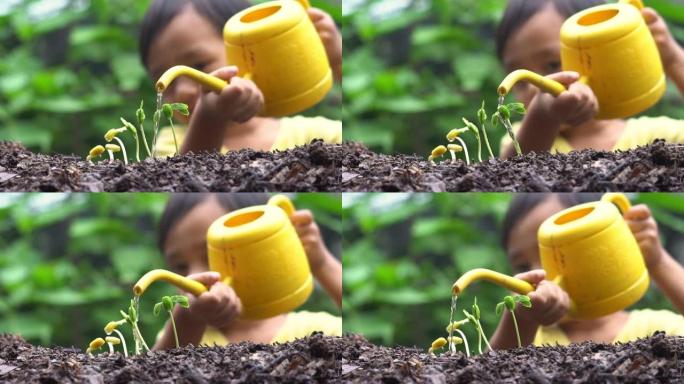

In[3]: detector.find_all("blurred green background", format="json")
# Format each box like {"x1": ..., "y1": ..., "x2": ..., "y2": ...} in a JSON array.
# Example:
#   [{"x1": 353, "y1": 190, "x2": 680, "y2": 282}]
[
  {"x1": 343, "y1": 0, "x2": 684, "y2": 156},
  {"x1": 0, "y1": 192, "x2": 341, "y2": 349},
  {"x1": 343, "y1": 193, "x2": 684, "y2": 350},
  {"x1": 0, "y1": 0, "x2": 341, "y2": 156}
]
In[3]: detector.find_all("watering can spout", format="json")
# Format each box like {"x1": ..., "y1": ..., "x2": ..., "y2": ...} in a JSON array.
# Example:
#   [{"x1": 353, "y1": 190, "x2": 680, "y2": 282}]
[
  {"x1": 156, "y1": 65, "x2": 228, "y2": 94},
  {"x1": 133, "y1": 269, "x2": 208, "y2": 297},
  {"x1": 452, "y1": 268, "x2": 534, "y2": 296}
]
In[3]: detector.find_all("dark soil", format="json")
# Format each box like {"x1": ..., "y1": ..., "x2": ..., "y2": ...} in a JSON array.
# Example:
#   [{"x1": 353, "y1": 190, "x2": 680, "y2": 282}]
[
  {"x1": 0, "y1": 332, "x2": 340, "y2": 383},
  {"x1": 341, "y1": 140, "x2": 684, "y2": 191},
  {"x1": 0, "y1": 141, "x2": 340, "y2": 192},
  {"x1": 341, "y1": 332, "x2": 684, "y2": 383}
]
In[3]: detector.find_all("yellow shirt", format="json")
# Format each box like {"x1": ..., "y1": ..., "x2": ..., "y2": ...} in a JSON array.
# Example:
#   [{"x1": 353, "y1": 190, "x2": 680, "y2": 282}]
[
  {"x1": 153, "y1": 116, "x2": 342, "y2": 157},
  {"x1": 499, "y1": 116, "x2": 684, "y2": 154},
  {"x1": 198, "y1": 311, "x2": 342, "y2": 346},
  {"x1": 533, "y1": 309, "x2": 684, "y2": 346}
]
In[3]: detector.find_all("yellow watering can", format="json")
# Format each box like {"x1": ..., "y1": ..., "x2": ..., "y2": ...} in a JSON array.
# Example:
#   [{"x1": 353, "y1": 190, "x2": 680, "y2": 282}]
[
  {"x1": 134, "y1": 194, "x2": 313, "y2": 319},
  {"x1": 452, "y1": 193, "x2": 649, "y2": 319},
  {"x1": 498, "y1": 0, "x2": 665, "y2": 119},
  {"x1": 156, "y1": 0, "x2": 332, "y2": 117}
]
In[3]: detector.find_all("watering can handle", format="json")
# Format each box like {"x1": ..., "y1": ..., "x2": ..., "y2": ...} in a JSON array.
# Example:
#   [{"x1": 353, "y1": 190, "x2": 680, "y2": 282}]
[
  {"x1": 601, "y1": 193, "x2": 632, "y2": 215},
  {"x1": 621, "y1": 0, "x2": 644, "y2": 10},
  {"x1": 268, "y1": 194, "x2": 296, "y2": 217},
  {"x1": 297, "y1": 0, "x2": 311, "y2": 9}
]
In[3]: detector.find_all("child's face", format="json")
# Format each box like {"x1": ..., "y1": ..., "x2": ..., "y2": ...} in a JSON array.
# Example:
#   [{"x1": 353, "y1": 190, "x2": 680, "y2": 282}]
[
  {"x1": 506, "y1": 196, "x2": 565, "y2": 274},
  {"x1": 163, "y1": 197, "x2": 227, "y2": 277},
  {"x1": 147, "y1": 5, "x2": 227, "y2": 124},
  {"x1": 501, "y1": 4, "x2": 565, "y2": 107}
]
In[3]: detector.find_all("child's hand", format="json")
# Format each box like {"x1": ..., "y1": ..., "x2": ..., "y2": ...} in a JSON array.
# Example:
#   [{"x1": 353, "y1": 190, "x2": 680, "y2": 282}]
[
  {"x1": 308, "y1": 8, "x2": 342, "y2": 81},
  {"x1": 197, "y1": 66, "x2": 264, "y2": 124},
  {"x1": 185, "y1": 271, "x2": 242, "y2": 328},
  {"x1": 539, "y1": 71, "x2": 599, "y2": 127},
  {"x1": 514, "y1": 269, "x2": 570, "y2": 326},
  {"x1": 642, "y1": 8, "x2": 684, "y2": 73},
  {"x1": 624, "y1": 204, "x2": 667, "y2": 270},
  {"x1": 290, "y1": 209, "x2": 332, "y2": 274}
]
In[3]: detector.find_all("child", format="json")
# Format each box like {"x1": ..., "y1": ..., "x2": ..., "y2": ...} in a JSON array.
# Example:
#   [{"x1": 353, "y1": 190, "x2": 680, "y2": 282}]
[
  {"x1": 153, "y1": 193, "x2": 342, "y2": 349},
  {"x1": 496, "y1": 0, "x2": 684, "y2": 158},
  {"x1": 490, "y1": 193, "x2": 684, "y2": 349},
  {"x1": 138, "y1": 0, "x2": 342, "y2": 156}
]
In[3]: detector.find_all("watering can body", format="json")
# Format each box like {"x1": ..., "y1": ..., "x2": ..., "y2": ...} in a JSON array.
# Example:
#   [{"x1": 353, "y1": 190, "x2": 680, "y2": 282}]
[
  {"x1": 223, "y1": 0, "x2": 332, "y2": 116},
  {"x1": 537, "y1": 193, "x2": 649, "y2": 319},
  {"x1": 499, "y1": 0, "x2": 665, "y2": 119},
  {"x1": 453, "y1": 193, "x2": 649, "y2": 320},
  {"x1": 206, "y1": 195, "x2": 313, "y2": 319}
]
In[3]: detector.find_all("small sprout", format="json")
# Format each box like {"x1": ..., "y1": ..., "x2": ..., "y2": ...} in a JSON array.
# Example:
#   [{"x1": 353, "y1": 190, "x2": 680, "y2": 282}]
[
  {"x1": 428, "y1": 337, "x2": 448, "y2": 355},
  {"x1": 446, "y1": 127, "x2": 468, "y2": 142},
  {"x1": 161, "y1": 103, "x2": 190, "y2": 155},
  {"x1": 446, "y1": 319, "x2": 468, "y2": 333},
  {"x1": 462, "y1": 118, "x2": 483, "y2": 163},
  {"x1": 104, "y1": 320, "x2": 128, "y2": 357},
  {"x1": 462, "y1": 297, "x2": 492, "y2": 354},
  {"x1": 105, "y1": 336, "x2": 120, "y2": 355},
  {"x1": 493, "y1": 102, "x2": 527, "y2": 156},
  {"x1": 136, "y1": 101, "x2": 152, "y2": 158},
  {"x1": 86, "y1": 337, "x2": 105, "y2": 355},
  {"x1": 154, "y1": 295, "x2": 190, "y2": 348},
  {"x1": 477, "y1": 101, "x2": 495, "y2": 160},
  {"x1": 428, "y1": 145, "x2": 448, "y2": 165},
  {"x1": 104, "y1": 127, "x2": 129, "y2": 165},
  {"x1": 447, "y1": 144, "x2": 463, "y2": 164},
  {"x1": 86, "y1": 145, "x2": 105, "y2": 163},
  {"x1": 122, "y1": 299, "x2": 149, "y2": 355},
  {"x1": 121, "y1": 118, "x2": 141, "y2": 163},
  {"x1": 447, "y1": 336, "x2": 463, "y2": 345},
  {"x1": 105, "y1": 144, "x2": 120, "y2": 163},
  {"x1": 496, "y1": 295, "x2": 532, "y2": 348}
]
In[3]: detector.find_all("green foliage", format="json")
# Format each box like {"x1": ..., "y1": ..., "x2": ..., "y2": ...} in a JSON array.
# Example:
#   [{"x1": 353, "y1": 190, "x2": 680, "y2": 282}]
[
  {"x1": 0, "y1": 0, "x2": 340, "y2": 155},
  {"x1": 0, "y1": 193, "x2": 341, "y2": 347},
  {"x1": 343, "y1": 0, "x2": 684, "y2": 155},
  {"x1": 343, "y1": 193, "x2": 684, "y2": 349}
]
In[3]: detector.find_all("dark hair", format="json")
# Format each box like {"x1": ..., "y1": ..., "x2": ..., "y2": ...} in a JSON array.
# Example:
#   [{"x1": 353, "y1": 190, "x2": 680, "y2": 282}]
[
  {"x1": 157, "y1": 193, "x2": 269, "y2": 252},
  {"x1": 139, "y1": 0, "x2": 251, "y2": 68},
  {"x1": 495, "y1": 0, "x2": 606, "y2": 61},
  {"x1": 501, "y1": 193, "x2": 603, "y2": 250}
]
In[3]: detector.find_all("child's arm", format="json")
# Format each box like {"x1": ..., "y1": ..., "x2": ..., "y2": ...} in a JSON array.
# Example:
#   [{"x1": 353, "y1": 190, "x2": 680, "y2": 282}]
[
  {"x1": 490, "y1": 270, "x2": 570, "y2": 350},
  {"x1": 500, "y1": 72, "x2": 598, "y2": 159},
  {"x1": 308, "y1": 8, "x2": 342, "y2": 83},
  {"x1": 180, "y1": 66, "x2": 264, "y2": 155},
  {"x1": 642, "y1": 8, "x2": 684, "y2": 97},
  {"x1": 153, "y1": 272, "x2": 242, "y2": 350},
  {"x1": 625, "y1": 205, "x2": 684, "y2": 314},
  {"x1": 291, "y1": 210, "x2": 342, "y2": 309}
]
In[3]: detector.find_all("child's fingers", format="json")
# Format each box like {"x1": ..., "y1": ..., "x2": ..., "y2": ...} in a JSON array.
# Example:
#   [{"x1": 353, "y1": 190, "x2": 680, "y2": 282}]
[
  {"x1": 209, "y1": 66, "x2": 239, "y2": 81},
  {"x1": 546, "y1": 71, "x2": 581, "y2": 87},
  {"x1": 187, "y1": 271, "x2": 222, "y2": 287},
  {"x1": 307, "y1": 8, "x2": 328, "y2": 23},
  {"x1": 291, "y1": 210, "x2": 314, "y2": 226},
  {"x1": 514, "y1": 269, "x2": 546, "y2": 285},
  {"x1": 623, "y1": 204, "x2": 651, "y2": 221},
  {"x1": 641, "y1": 7, "x2": 661, "y2": 26}
]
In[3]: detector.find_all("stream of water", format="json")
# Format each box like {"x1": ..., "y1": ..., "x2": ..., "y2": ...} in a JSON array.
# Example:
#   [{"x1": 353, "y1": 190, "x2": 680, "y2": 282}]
[
  {"x1": 152, "y1": 92, "x2": 163, "y2": 153},
  {"x1": 447, "y1": 294, "x2": 457, "y2": 354}
]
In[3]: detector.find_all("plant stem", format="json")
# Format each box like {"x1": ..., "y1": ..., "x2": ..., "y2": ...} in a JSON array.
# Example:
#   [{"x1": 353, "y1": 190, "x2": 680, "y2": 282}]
[
  {"x1": 455, "y1": 137, "x2": 470, "y2": 165},
  {"x1": 140, "y1": 122, "x2": 152, "y2": 158},
  {"x1": 112, "y1": 329, "x2": 128, "y2": 357},
  {"x1": 168, "y1": 310, "x2": 180, "y2": 348},
  {"x1": 169, "y1": 118, "x2": 179, "y2": 155},
  {"x1": 113, "y1": 137, "x2": 129, "y2": 165},
  {"x1": 475, "y1": 319, "x2": 492, "y2": 353},
  {"x1": 501, "y1": 117, "x2": 522, "y2": 156},
  {"x1": 510, "y1": 310, "x2": 522, "y2": 348},
  {"x1": 481, "y1": 124, "x2": 495, "y2": 159},
  {"x1": 454, "y1": 329, "x2": 470, "y2": 357}
]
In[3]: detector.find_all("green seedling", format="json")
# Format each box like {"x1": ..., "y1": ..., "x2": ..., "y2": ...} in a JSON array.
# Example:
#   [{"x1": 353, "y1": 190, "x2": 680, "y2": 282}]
[
  {"x1": 477, "y1": 101, "x2": 495, "y2": 160},
  {"x1": 428, "y1": 145, "x2": 448, "y2": 165},
  {"x1": 445, "y1": 127, "x2": 470, "y2": 165},
  {"x1": 461, "y1": 118, "x2": 483, "y2": 163},
  {"x1": 154, "y1": 295, "x2": 190, "y2": 348},
  {"x1": 161, "y1": 103, "x2": 190, "y2": 155},
  {"x1": 492, "y1": 102, "x2": 526, "y2": 156},
  {"x1": 496, "y1": 294, "x2": 532, "y2": 348},
  {"x1": 136, "y1": 101, "x2": 152, "y2": 158},
  {"x1": 447, "y1": 144, "x2": 463, "y2": 164},
  {"x1": 105, "y1": 336, "x2": 121, "y2": 355},
  {"x1": 119, "y1": 299, "x2": 150, "y2": 354},
  {"x1": 462, "y1": 297, "x2": 492, "y2": 354},
  {"x1": 86, "y1": 337, "x2": 105, "y2": 355},
  {"x1": 105, "y1": 144, "x2": 121, "y2": 164}
]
